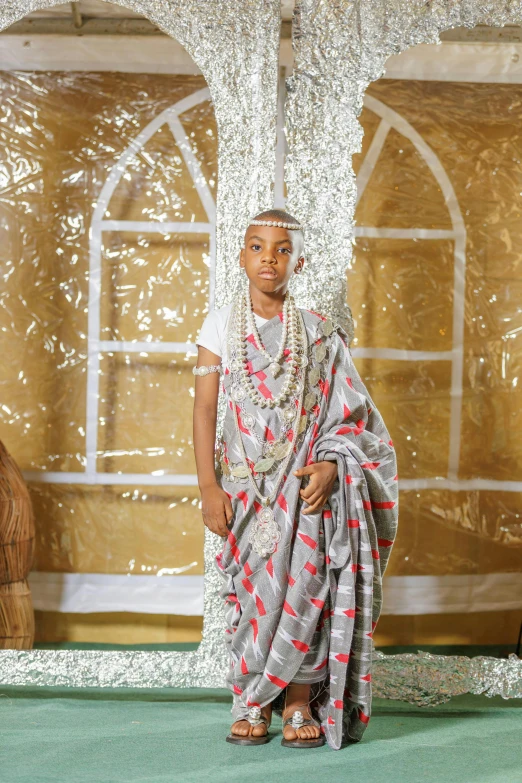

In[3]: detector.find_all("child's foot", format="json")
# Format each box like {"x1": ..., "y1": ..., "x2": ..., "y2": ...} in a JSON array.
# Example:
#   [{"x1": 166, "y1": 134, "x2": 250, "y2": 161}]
[
  {"x1": 282, "y1": 683, "x2": 321, "y2": 742},
  {"x1": 230, "y1": 704, "x2": 272, "y2": 738}
]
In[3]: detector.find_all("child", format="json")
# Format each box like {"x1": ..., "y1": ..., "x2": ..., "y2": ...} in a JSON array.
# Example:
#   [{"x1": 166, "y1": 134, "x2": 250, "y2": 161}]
[{"x1": 192, "y1": 208, "x2": 398, "y2": 750}]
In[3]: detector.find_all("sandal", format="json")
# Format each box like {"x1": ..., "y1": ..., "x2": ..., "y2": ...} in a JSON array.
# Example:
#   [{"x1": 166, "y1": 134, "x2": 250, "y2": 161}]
[
  {"x1": 226, "y1": 705, "x2": 272, "y2": 745},
  {"x1": 281, "y1": 702, "x2": 325, "y2": 749}
]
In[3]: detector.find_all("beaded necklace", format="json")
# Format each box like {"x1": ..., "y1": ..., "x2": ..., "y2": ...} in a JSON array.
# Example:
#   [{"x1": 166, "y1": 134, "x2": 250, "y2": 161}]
[
  {"x1": 246, "y1": 292, "x2": 290, "y2": 379},
  {"x1": 226, "y1": 291, "x2": 309, "y2": 557}
]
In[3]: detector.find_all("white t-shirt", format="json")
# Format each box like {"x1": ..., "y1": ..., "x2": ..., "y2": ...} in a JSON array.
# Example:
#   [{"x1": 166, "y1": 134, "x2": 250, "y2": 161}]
[{"x1": 195, "y1": 303, "x2": 268, "y2": 368}]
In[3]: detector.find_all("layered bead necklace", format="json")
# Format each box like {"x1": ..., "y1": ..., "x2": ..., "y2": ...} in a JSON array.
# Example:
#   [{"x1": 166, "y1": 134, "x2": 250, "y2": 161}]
[
  {"x1": 226, "y1": 290, "x2": 309, "y2": 557},
  {"x1": 229, "y1": 292, "x2": 308, "y2": 408},
  {"x1": 246, "y1": 292, "x2": 290, "y2": 380}
]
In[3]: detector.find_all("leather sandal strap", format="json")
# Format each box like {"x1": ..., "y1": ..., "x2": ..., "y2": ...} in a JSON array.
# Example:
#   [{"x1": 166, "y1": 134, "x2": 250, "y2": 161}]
[
  {"x1": 233, "y1": 714, "x2": 271, "y2": 730},
  {"x1": 249, "y1": 716, "x2": 270, "y2": 727},
  {"x1": 282, "y1": 715, "x2": 319, "y2": 729}
]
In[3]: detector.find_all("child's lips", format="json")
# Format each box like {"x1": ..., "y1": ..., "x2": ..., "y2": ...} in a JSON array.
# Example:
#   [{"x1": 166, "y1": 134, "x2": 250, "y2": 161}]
[{"x1": 259, "y1": 269, "x2": 277, "y2": 279}]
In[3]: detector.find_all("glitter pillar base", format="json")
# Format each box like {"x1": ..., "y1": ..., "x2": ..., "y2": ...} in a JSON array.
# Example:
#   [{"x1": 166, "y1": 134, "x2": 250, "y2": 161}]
[{"x1": 0, "y1": 649, "x2": 520, "y2": 706}]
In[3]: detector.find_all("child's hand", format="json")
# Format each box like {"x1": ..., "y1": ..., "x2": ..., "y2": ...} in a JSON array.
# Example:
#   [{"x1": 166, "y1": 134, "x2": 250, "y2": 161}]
[
  {"x1": 293, "y1": 461, "x2": 338, "y2": 515},
  {"x1": 201, "y1": 484, "x2": 233, "y2": 537}
]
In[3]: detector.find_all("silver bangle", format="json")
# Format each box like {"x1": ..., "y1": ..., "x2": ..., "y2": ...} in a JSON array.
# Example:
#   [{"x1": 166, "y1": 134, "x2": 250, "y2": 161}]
[{"x1": 192, "y1": 363, "x2": 222, "y2": 376}]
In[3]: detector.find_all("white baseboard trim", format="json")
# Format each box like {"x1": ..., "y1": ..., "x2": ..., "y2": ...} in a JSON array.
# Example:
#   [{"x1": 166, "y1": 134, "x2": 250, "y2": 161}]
[
  {"x1": 28, "y1": 572, "x2": 204, "y2": 616},
  {"x1": 27, "y1": 571, "x2": 522, "y2": 617},
  {"x1": 382, "y1": 573, "x2": 522, "y2": 615}
]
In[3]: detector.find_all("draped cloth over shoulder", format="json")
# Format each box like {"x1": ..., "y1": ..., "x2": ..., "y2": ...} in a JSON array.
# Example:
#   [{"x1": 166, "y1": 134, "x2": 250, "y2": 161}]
[{"x1": 214, "y1": 308, "x2": 398, "y2": 750}]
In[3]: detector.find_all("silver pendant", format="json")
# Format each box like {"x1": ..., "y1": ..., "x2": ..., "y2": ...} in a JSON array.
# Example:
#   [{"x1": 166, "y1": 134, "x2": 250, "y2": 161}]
[
  {"x1": 231, "y1": 385, "x2": 246, "y2": 402},
  {"x1": 269, "y1": 361, "x2": 282, "y2": 378},
  {"x1": 314, "y1": 343, "x2": 327, "y2": 363},
  {"x1": 308, "y1": 366, "x2": 321, "y2": 387},
  {"x1": 272, "y1": 440, "x2": 292, "y2": 460},
  {"x1": 321, "y1": 317, "x2": 334, "y2": 336},
  {"x1": 249, "y1": 505, "x2": 281, "y2": 558},
  {"x1": 242, "y1": 412, "x2": 256, "y2": 429},
  {"x1": 304, "y1": 391, "x2": 317, "y2": 411}
]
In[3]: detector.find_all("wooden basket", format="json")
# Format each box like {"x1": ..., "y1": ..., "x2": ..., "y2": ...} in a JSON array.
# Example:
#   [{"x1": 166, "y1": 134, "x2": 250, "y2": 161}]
[
  {"x1": 0, "y1": 581, "x2": 35, "y2": 649},
  {"x1": 0, "y1": 440, "x2": 35, "y2": 649}
]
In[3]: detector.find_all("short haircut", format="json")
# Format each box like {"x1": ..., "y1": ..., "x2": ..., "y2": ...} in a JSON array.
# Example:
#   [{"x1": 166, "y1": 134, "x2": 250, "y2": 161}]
[{"x1": 249, "y1": 208, "x2": 305, "y2": 257}]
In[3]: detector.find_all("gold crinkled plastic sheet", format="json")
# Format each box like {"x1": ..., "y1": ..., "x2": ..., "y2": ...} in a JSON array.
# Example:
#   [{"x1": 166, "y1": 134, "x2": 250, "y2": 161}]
[
  {"x1": 1, "y1": 69, "x2": 214, "y2": 579},
  {"x1": 0, "y1": 0, "x2": 522, "y2": 703}
]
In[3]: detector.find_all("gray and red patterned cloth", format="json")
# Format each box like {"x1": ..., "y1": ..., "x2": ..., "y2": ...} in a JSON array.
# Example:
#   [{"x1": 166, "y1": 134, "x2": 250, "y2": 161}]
[{"x1": 214, "y1": 308, "x2": 398, "y2": 750}]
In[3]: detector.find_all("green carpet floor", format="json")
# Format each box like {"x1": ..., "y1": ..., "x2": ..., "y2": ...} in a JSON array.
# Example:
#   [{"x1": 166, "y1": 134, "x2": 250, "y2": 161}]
[
  {"x1": 1, "y1": 688, "x2": 521, "y2": 783},
  {"x1": 1, "y1": 646, "x2": 521, "y2": 782}
]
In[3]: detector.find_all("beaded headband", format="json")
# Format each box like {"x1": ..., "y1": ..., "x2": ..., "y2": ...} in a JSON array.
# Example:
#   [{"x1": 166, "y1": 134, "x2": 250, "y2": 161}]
[{"x1": 250, "y1": 218, "x2": 303, "y2": 230}]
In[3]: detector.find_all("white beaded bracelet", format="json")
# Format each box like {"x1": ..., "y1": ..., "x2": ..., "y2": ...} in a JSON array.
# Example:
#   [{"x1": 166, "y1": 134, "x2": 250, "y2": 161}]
[{"x1": 192, "y1": 364, "x2": 222, "y2": 376}]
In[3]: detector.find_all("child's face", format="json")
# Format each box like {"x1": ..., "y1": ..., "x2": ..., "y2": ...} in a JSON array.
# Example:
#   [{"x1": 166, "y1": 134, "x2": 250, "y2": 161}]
[{"x1": 240, "y1": 225, "x2": 304, "y2": 294}]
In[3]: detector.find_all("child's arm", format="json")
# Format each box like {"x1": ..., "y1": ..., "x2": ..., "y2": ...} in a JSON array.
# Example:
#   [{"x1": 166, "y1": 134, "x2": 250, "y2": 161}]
[{"x1": 193, "y1": 345, "x2": 233, "y2": 538}]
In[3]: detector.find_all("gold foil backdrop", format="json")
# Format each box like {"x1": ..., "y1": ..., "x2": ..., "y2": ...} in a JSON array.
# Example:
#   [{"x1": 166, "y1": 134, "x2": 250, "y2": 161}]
[
  {"x1": 0, "y1": 70, "x2": 213, "y2": 632},
  {"x1": 349, "y1": 78, "x2": 522, "y2": 643}
]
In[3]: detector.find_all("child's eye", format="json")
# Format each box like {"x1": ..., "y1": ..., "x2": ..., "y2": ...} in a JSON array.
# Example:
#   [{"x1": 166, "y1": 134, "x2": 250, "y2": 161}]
[
  {"x1": 251, "y1": 244, "x2": 261, "y2": 251},
  {"x1": 278, "y1": 248, "x2": 290, "y2": 254}
]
